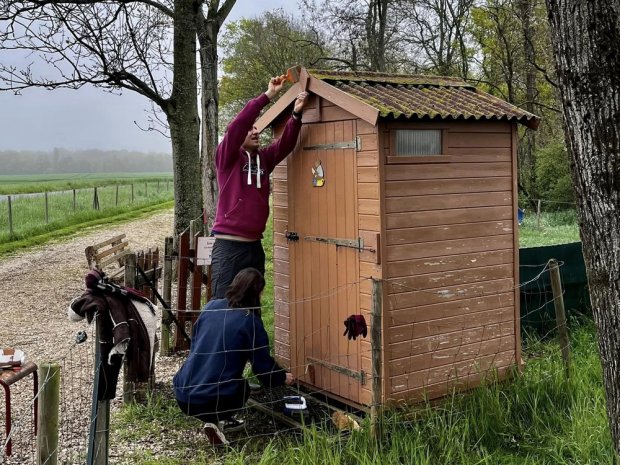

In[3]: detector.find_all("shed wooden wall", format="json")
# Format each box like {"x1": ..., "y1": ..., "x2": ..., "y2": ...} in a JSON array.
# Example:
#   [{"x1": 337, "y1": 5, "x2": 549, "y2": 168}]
[
  {"x1": 272, "y1": 127, "x2": 291, "y2": 369},
  {"x1": 381, "y1": 120, "x2": 520, "y2": 403}
]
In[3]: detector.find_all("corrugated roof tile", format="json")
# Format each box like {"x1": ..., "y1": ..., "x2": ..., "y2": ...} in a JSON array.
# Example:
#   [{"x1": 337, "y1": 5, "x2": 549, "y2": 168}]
[{"x1": 308, "y1": 69, "x2": 540, "y2": 129}]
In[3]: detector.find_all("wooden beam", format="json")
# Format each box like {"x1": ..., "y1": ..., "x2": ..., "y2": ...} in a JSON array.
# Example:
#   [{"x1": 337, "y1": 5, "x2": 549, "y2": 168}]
[
  {"x1": 255, "y1": 82, "x2": 301, "y2": 133},
  {"x1": 307, "y1": 77, "x2": 379, "y2": 127}
]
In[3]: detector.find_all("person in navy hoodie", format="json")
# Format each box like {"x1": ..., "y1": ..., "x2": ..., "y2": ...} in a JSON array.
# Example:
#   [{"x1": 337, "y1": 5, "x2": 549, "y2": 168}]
[
  {"x1": 173, "y1": 267, "x2": 294, "y2": 445},
  {"x1": 210, "y1": 75, "x2": 308, "y2": 298}
]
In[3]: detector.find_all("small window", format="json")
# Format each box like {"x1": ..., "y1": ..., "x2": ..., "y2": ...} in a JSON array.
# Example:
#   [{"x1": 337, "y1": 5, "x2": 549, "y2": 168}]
[{"x1": 395, "y1": 129, "x2": 442, "y2": 156}]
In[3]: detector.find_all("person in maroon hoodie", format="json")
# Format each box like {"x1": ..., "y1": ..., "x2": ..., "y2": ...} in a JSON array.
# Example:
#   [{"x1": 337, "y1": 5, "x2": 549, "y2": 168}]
[{"x1": 210, "y1": 75, "x2": 308, "y2": 298}]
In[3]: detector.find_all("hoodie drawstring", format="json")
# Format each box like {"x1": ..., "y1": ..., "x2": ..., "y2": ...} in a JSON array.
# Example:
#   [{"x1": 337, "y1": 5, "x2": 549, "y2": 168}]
[
  {"x1": 245, "y1": 151, "x2": 261, "y2": 188},
  {"x1": 246, "y1": 151, "x2": 252, "y2": 186}
]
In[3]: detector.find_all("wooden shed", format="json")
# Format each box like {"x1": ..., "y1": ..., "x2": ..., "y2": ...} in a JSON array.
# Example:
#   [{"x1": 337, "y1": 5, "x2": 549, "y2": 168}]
[{"x1": 255, "y1": 68, "x2": 540, "y2": 409}]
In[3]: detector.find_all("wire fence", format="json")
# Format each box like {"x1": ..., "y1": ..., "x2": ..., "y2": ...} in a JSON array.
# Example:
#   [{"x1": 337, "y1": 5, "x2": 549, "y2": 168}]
[
  {"x1": 0, "y1": 257, "x2": 583, "y2": 464},
  {"x1": 0, "y1": 182, "x2": 173, "y2": 239}
]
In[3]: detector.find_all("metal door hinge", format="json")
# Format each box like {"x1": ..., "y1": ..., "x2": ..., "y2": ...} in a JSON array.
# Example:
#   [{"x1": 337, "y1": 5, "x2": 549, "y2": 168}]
[
  {"x1": 302, "y1": 136, "x2": 361, "y2": 151},
  {"x1": 304, "y1": 235, "x2": 364, "y2": 250},
  {"x1": 307, "y1": 357, "x2": 366, "y2": 385}
]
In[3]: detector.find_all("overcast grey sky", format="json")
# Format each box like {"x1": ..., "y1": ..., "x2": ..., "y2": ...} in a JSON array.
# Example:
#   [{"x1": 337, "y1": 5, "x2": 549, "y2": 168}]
[{"x1": 0, "y1": 0, "x2": 297, "y2": 153}]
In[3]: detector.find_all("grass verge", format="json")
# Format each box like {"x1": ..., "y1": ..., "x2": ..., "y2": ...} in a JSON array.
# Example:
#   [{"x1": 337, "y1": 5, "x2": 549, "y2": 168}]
[
  {"x1": 112, "y1": 322, "x2": 611, "y2": 464},
  {"x1": 0, "y1": 200, "x2": 173, "y2": 258}
]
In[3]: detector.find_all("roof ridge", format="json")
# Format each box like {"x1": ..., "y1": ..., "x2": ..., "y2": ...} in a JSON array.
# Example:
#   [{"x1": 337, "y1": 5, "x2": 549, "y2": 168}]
[{"x1": 308, "y1": 69, "x2": 471, "y2": 87}]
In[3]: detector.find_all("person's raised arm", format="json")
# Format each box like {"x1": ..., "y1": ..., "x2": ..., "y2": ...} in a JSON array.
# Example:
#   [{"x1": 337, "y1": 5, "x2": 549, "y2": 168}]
[{"x1": 216, "y1": 76, "x2": 287, "y2": 169}]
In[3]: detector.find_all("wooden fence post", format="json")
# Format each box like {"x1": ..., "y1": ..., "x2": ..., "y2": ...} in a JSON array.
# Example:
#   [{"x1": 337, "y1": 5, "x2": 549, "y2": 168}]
[
  {"x1": 131, "y1": 184, "x2": 134, "y2": 203},
  {"x1": 87, "y1": 328, "x2": 109, "y2": 465},
  {"x1": 115, "y1": 185, "x2": 119, "y2": 207},
  {"x1": 161, "y1": 237, "x2": 173, "y2": 355},
  {"x1": 549, "y1": 258, "x2": 571, "y2": 375},
  {"x1": 44, "y1": 192, "x2": 49, "y2": 224},
  {"x1": 370, "y1": 278, "x2": 383, "y2": 442},
  {"x1": 73, "y1": 189, "x2": 76, "y2": 212},
  {"x1": 536, "y1": 199, "x2": 542, "y2": 229},
  {"x1": 7, "y1": 195, "x2": 13, "y2": 235},
  {"x1": 93, "y1": 187, "x2": 100, "y2": 211},
  {"x1": 37, "y1": 363, "x2": 60, "y2": 465},
  {"x1": 123, "y1": 253, "x2": 137, "y2": 403}
]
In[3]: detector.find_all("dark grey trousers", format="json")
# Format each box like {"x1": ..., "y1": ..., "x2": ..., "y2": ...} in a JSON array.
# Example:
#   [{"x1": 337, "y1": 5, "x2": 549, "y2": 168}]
[{"x1": 210, "y1": 238, "x2": 265, "y2": 299}]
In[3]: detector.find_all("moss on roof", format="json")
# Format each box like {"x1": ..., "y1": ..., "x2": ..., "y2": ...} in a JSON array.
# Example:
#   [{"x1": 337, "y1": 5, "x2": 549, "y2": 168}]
[
  {"x1": 308, "y1": 69, "x2": 471, "y2": 87},
  {"x1": 306, "y1": 69, "x2": 539, "y2": 128}
]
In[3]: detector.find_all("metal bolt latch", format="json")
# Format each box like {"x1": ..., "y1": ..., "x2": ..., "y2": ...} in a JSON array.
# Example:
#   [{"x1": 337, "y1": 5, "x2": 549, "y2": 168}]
[{"x1": 285, "y1": 231, "x2": 299, "y2": 242}]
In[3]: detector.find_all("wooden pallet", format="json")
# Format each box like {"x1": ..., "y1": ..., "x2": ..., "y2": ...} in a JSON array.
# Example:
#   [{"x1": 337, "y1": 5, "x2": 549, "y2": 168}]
[{"x1": 84, "y1": 233, "x2": 131, "y2": 283}]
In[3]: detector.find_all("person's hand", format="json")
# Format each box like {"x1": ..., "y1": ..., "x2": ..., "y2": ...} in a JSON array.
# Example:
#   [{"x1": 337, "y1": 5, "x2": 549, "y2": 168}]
[
  {"x1": 266, "y1": 75, "x2": 287, "y2": 100},
  {"x1": 293, "y1": 91, "x2": 308, "y2": 113},
  {"x1": 285, "y1": 372, "x2": 295, "y2": 385}
]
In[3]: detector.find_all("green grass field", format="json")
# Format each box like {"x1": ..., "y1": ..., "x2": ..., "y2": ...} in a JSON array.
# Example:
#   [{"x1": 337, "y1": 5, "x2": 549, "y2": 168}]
[
  {"x1": 518, "y1": 209, "x2": 580, "y2": 248},
  {"x1": 0, "y1": 175, "x2": 174, "y2": 255}
]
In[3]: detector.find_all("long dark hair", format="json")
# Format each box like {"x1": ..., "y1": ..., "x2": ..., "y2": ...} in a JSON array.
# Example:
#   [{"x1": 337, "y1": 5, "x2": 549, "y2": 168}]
[{"x1": 225, "y1": 268, "x2": 265, "y2": 313}]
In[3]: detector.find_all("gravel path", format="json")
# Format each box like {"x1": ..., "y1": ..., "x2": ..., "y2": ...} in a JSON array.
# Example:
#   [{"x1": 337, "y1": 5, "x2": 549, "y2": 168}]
[
  {"x1": 0, "y1": 209, "x2": 180, "y2": 464},
  {"x1": 0, "y1": 210, "x2": 174, "y2": 363}
]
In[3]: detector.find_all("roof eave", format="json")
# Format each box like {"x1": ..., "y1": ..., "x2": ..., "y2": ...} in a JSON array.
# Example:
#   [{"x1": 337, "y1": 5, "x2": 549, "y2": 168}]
[
  {"x1": 255, "y1": 67, "x2": 380, "y2": 132},
  {"x1": 380, "y1": 112, "x2": 540, "y2": 130}
]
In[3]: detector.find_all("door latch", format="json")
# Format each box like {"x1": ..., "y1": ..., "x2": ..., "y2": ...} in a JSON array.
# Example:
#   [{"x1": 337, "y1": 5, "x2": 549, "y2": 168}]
[{"x1": 285, "y1": 231, "x2": 299, "y2": 242}]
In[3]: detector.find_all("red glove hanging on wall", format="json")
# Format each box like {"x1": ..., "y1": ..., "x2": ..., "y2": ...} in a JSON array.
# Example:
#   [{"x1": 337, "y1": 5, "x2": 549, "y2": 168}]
[{"x1": 343, "y1": 314, "x2": 368, "y2": 340}]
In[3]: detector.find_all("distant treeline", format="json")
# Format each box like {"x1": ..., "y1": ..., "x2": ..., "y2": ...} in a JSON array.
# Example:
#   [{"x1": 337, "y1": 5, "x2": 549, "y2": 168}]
[{"x1": 0, "y1": 148, "x2": 173, "y2": 174}]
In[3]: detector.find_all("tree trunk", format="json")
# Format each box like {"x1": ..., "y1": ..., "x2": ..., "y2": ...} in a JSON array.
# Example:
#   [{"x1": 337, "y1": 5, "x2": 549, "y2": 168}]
[
  {"x1": 168, "y1": 0, "x2": 202, "y2": 235},
  {"x1": 197, "y1": 1, "x2": 236, "y2": 229},
  {"x1": 365, "y1": 0, "x2": 388, "y2": 71},
  {"x1": 545, "y1": 0, "x2": 620, "y2": 455},
  {"x1": 199, "y1": 26, "x2": 219, "y2": 229},
  {"x1": 518, "y1": 0, "x2": 537, "y2": 198}
]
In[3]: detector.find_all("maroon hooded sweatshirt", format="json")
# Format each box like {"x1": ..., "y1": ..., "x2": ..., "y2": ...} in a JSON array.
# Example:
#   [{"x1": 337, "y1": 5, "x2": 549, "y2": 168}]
[{"x1": 212, "y1": 93, "x2": 302, "y2": 240}]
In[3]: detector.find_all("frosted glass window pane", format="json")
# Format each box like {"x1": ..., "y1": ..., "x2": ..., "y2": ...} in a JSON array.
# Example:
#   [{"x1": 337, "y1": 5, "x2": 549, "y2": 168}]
[{"x1": 395, "y1": 130, "x2": 442, "y2": 156}]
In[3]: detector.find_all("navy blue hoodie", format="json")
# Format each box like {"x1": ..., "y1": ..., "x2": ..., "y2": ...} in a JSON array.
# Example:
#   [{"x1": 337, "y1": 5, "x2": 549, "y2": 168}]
[{"x1": 173, "y1": 298, "x2": 286, "y2": 404}]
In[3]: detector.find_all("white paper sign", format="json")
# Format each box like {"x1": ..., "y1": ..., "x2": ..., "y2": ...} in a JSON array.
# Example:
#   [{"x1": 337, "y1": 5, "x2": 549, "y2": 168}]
[{"x1": 196, "y1": 236, "x2": 216, "y2": 266}]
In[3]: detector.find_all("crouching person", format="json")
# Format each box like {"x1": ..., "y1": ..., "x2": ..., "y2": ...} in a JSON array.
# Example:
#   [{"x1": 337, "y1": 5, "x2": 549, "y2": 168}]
[{"x1": 173, "y1": 267, "x2": 294, "y2": 445}]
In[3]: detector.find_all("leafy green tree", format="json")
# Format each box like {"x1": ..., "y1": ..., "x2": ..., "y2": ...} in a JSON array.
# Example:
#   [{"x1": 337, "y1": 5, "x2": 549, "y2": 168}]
[
  {"x1": 219, "y1": 10, "x2": 328, "y2": 121},
  {"x1": 470, "y1": 0, "x2": 562, "y2": 205},
  {"x1": 534, "y1": 138, "x2": 574, "y2": 209}
]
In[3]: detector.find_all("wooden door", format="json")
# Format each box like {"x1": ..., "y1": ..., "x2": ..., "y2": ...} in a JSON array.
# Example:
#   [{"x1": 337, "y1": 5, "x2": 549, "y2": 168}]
[{"x1": 288, "y1": 120, "x2": 362, "y2": 404}]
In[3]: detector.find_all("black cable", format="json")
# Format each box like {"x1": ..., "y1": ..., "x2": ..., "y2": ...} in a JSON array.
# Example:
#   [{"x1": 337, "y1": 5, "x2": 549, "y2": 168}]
[{"x1": 136, "y1": 265, "x2": 192, "y2": 344}]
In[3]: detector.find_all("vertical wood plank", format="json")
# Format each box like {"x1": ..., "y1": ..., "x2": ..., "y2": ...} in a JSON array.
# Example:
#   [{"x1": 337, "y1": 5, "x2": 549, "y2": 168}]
[
  {"x1": 161, "y1": 237, "x2": 173, "y2": 355},
  {"x1": 370, "y1": 279, "x2": 383, "y2": 441},
  {"x1": 175, "y1": 233, "x2": 190, "y2": 351},
  {"x1": 511, "y1": 125, "x2": 522, "y2": 368},
  {"x1": 7, "y1": 195, "x2": 13, "y2": 235}
]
